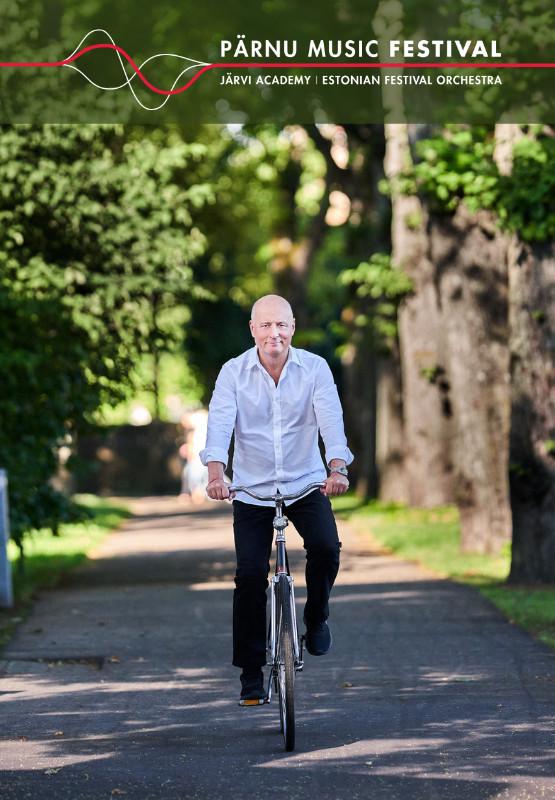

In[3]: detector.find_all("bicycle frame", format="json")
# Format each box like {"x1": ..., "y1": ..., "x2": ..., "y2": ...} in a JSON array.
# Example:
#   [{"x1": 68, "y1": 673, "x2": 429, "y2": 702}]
[
  {"x1": 266, "y1": 494, "x2": 303, "y2": 674},
  {"x1": 229, "y1": 481, "x2": 324, "y2": 704}
]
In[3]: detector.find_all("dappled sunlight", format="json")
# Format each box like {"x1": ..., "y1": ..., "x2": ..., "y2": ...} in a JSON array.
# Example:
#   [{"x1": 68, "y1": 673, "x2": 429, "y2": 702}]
[
  {"x1": 0, "y1": 748, "x2": 112, "y2": 771},
  {"x1": 332, "y1": 589, "x2": 427, "y2": 603},
  {"x1": 2, "y1": 502, "x2": 554, "y2": 798},
  {"x1": 417, "y1": 670, "x2": 487, "y2": 686},
  {"x1": 189, "y1": 580, "x2": 236, "y2": 591},
  {"x1": 256, "y1": 736, "x2": 451, "y2": 768}
]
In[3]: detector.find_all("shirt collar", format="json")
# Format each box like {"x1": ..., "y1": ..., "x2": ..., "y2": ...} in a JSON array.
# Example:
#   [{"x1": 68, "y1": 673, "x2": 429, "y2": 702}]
[
  {"x1": 288, "y1": 346, "x2": 302, "y2": 367},
  {"x1": 246, "y1": 346, "x2": 260, "y2": 369},
  {"x1": 246, "y1": 345, "x2": 303, "y2": 370}
]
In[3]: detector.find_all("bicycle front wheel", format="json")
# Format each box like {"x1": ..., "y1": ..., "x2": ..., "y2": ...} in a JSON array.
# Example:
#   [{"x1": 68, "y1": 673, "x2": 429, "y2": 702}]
[{"x1": 276, "y1": 573, "x2": 295, "y2": 752}]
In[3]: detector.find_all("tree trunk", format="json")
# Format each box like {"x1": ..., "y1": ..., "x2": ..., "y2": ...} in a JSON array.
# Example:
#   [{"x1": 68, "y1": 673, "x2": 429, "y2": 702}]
[
  {"x1": 346, "y1": 126, "x2": 389, "y2": 498},
  {"x1": 430, "y1": 204, "x2": 511, "y2": 553},
  {"x1": 508, "y1": 238, "x2": 555, "y2": 582},
  {"x1": 493, "y1": 124, "x2": 555, "y2": 581},
  {"x1": 376, "y1": 344, "x2": 407, "y2": 502},
  {"x1": 270, "y1": 145, "x2": 327, "y2": 331},
  {"x1": 384, "y1": 123, "x2": 454, "y2": 506},
  {"x1": 308, "y1": 124, "x2": 389, "y2": 499},
  {"x1": 341, "y1": 333, "x2": 378, "y2": 498}
]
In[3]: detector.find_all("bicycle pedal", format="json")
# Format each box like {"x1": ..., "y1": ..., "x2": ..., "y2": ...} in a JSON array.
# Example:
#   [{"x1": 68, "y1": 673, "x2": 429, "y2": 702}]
[{"x1": 238, "y1": 696, "x2": 268, "y2": 707}]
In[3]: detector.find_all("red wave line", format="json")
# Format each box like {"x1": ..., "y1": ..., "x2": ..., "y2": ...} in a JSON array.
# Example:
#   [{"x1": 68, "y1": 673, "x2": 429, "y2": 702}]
[{"x1": 0, "y1": 42, "x2": 553, "y2": 97}]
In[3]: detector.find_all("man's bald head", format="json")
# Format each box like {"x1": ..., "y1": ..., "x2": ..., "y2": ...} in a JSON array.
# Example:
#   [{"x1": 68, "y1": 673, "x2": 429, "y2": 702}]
[
  {"x1": 249, "y1": 295, "x2": 296, "y2": 362},
  {"x1": 251, "y1": 294, "x2": 294, "y2": 323}
]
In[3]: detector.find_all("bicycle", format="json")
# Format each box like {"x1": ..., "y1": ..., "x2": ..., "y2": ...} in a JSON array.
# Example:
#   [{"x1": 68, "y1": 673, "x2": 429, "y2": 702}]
[{"x1": 229, "y1": 481, "x2": 325, "y2": 752}]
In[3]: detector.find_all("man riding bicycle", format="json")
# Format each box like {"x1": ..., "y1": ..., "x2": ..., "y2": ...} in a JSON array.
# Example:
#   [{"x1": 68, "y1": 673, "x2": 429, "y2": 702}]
[{"x1": 200, "y1": 294, "x2": 353, "y2": 702}]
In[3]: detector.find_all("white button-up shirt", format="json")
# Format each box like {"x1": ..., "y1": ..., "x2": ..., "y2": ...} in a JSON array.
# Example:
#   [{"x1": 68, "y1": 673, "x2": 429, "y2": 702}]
[{"x1": 199, "y1": 345, "x2": 354, "y2": 506}]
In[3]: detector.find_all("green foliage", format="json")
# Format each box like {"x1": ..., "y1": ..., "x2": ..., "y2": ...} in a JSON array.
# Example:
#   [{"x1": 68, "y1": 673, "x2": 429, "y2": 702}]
[
  {"x1": 333, "y1": 497, "x2": 508, "y2": 581},
  {"x1": 1, "y1": 496, "x2": 130, "y2": 648},
  {"x1": 0, "y1": 125, "x2": 209, "y2": 544},
  {"x1": 420, "y1": 365, "x2": 442, "y2": 384},
  {"x1": 509, "y1": 461, "x2": 532, "y2": 478},
  {"x1": 391, "y1": 126, "x2": 555, "y2": 243},
  {"x1": 94, "y1": 353, "x2": 203, "y2": 425},
  {"x1": 183, "y1": 126, "x2": 317, "y2": 396},
  {"x1": 404, "y1": 210, "x2": 423, "y2": 231},
  {"x1": 497, "y1": 136, "x2": 555, "y2": 242},
  {"x1": 6, "y1": 495, "x2": 129, "y2": 589},
  {"x1": 0, "y1": 288, "x2": 93, "y2": 542},
  {"x1": 410, "y1": 127, "x2": 498, "y2": 212},
  {"x1": 339, "y1": 253, "x2": 413, "y2": 343},
  {"x1": 333, "y1": 495, "x2": 555, "y2": 648},
  {"x1": 531, "y1": 309, "x2": 547, "y2": 323},
  {"x1": 475, "y1": 586, "x2": 555, "y2": 649}
]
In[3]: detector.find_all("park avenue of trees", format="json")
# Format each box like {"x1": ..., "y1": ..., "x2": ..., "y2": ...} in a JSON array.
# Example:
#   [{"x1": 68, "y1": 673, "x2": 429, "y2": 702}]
[{"x1": 0, "y1": 122, "x2": 553, "y2": 583}]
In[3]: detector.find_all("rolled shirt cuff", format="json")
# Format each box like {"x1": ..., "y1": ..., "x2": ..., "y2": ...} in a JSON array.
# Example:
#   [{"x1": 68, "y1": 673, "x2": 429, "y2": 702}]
[
  {"x1": 199, "y1": 446, "x2": 230, "y2": 468},
  {"x1": 324, "y1": 445, "x2": 354, "y2": 468}
]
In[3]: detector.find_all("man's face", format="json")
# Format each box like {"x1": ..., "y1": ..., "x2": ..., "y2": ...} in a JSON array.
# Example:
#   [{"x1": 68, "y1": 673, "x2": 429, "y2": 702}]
[{"x1": 250, "y1": 300, "x2": 295, "y2": 358}]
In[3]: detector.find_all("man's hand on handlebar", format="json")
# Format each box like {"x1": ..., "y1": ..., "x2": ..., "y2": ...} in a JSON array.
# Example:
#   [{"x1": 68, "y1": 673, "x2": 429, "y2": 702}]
[
  {"x1": 206, "y1": 461, "x2": 233, "y2": 501},
  {"x1": 206, "y1": 477, "x2": 231, "y2": 501},
  {"x1": 320, "y1": 473, "x2": 349, "y2": 497}
]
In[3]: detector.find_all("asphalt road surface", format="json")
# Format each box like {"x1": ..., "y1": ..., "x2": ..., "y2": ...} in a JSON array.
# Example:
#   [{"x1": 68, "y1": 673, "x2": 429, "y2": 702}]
[{"x1": 1, "y1": 497, "x2": 554, "y2": 800}]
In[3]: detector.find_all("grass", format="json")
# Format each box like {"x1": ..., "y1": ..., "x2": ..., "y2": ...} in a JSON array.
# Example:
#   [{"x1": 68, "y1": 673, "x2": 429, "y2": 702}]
[
  {"x1": 332, "y1": 495, "x2": 555, "y2": 649},
  {"x1": 0, "y1": 495, "x2": 130, "y2": 649}
]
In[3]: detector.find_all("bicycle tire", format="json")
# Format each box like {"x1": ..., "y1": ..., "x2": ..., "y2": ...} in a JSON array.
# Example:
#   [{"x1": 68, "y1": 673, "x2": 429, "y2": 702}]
[
  {"x1": 275, "y1": 600, "x2": 284, "y2": 734},
  {"x1": 276, "y1": 574, "x2": 295, "y2": 751},
  {"x1": 275, "y1": 593, "x2": 286, "y2": 735}
]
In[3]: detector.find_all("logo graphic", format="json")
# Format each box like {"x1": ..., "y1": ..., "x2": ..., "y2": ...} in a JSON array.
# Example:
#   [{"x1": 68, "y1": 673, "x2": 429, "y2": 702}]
[{"x1": 1, "y1": 28, "x2": 553, "y2": 113}]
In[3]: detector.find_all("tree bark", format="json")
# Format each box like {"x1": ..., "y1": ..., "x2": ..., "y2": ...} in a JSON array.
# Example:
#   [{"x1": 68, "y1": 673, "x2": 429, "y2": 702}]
[
  {"x1": 270, "y1": 154, "x2": 312, "y2": 329},
  {"x1": 343, "y1": 126, "x2": 390, "y2": 498},
  {"x1": 384, "y1": 123, "x2": 454, "y2": 506},
  {"x1": 430, "y1": 204, "x2": 511, "y2": 553},
  {"x1": 308, "y1": 124, "x2": 389, "y2": 499},
  {"x1": 376, "y1": 344, "x2": 407, "y2": 502},
  {"x1": 493, "y1": 124, "x2": 555, "y2": 581},
  {"x1": 508, "y1": 238, "x2": 555, "y2": 582},
  {"x1": 341, "y1": 334, "x2": 378, "y2": 498}
]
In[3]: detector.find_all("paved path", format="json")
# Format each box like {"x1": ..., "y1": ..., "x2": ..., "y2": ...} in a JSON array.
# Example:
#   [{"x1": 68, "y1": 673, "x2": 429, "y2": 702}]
[{"x1": 1, "y1": 497, "x2": 554, "y2": 800}]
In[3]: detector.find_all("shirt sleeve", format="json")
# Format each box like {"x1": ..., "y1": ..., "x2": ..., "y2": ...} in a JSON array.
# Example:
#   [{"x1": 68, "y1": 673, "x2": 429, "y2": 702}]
[
  {"x1": 199, "y1": 362, "x2": 237, "y2": 467},
  {"x1": 313, "y1": 359, "x2": 354, "y2": 467}
]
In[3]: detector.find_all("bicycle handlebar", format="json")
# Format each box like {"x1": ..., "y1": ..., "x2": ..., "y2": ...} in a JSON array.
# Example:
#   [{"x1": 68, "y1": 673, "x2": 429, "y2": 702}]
[{"x1": 228, "y1": 481, "x2": 325, "y2": 503}]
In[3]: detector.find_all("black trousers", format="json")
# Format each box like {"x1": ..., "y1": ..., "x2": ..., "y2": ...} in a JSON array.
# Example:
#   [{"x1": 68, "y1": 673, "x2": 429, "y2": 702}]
[{"x1": 232, "y1": 489, "x2": 341, "y2": 670}]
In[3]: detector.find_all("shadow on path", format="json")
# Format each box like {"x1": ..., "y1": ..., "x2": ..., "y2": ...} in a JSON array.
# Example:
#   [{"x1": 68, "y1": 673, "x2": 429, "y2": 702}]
[{"x1": 1, "y1": 500, "x2": 554, "y2": 799}]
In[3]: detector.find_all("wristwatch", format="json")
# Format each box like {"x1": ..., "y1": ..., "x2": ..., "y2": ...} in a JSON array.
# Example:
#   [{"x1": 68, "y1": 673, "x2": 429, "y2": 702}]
[{"x1": 329, "y1": 465, "x2": 349, "y2": 478}]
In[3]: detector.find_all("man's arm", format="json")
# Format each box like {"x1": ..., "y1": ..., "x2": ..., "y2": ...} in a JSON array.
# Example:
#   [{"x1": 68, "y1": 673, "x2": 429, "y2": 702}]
[
  {"x1": 199, "y1": 363, "x2": 237, "y2": 500},
  {"x1": 313, "y1": 360, "x2": 354, "y2": 496}
]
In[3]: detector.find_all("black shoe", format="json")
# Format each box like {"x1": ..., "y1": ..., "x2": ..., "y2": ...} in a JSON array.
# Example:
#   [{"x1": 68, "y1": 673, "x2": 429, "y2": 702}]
[
  {"x1": 239, "y1": 669, "x2": 266, "y2": 702},
  {"x1": 304, "y1": 618, "x2": 332, "y2": 656}
]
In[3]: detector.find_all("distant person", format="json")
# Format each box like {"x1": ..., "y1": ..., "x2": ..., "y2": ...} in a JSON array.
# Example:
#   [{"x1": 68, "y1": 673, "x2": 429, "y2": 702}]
[
  {"x1": 179, "y1": 409, "x2": 209, "y2": 504},
  {"x1": 200, "y1": 294, "x2": 353, "y2": 702}
]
